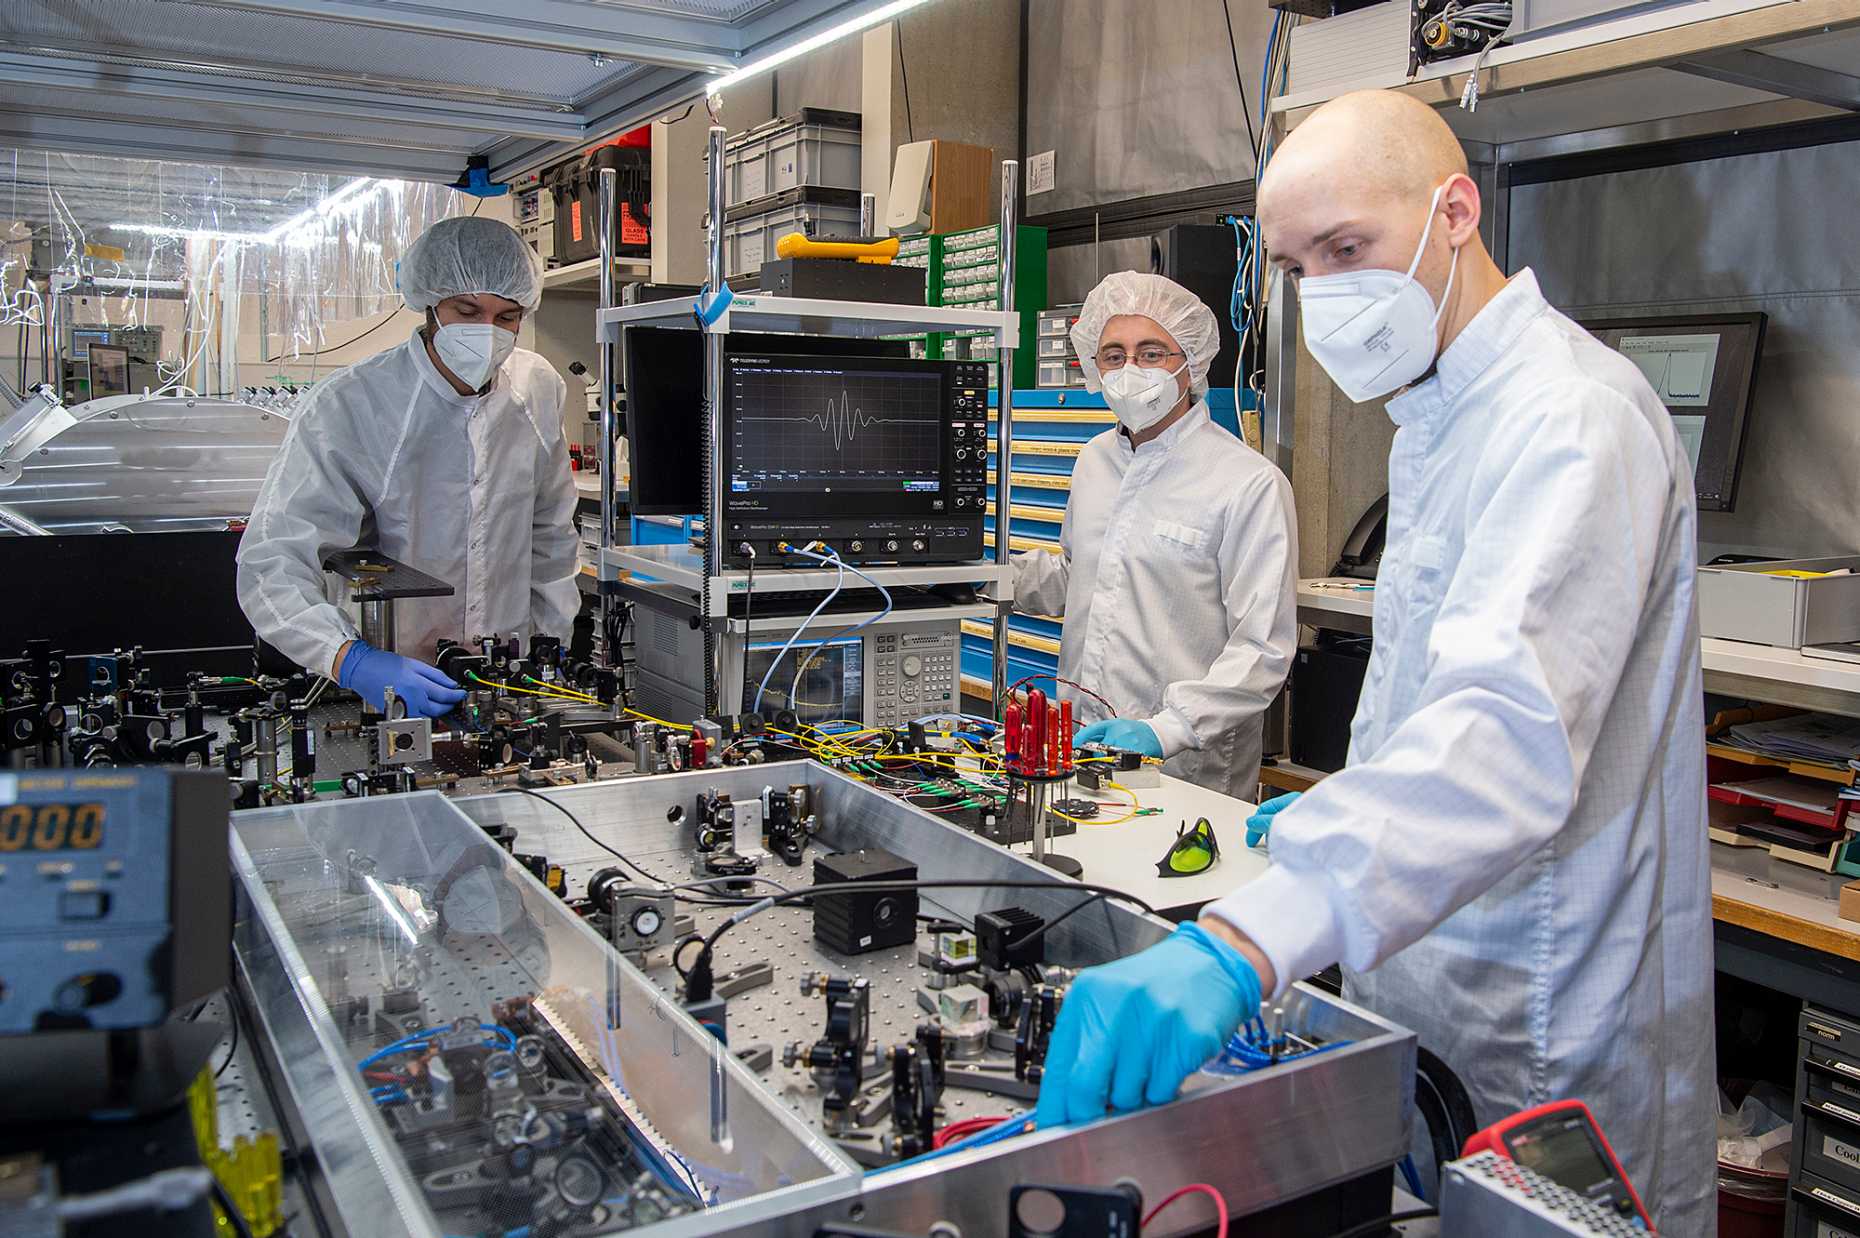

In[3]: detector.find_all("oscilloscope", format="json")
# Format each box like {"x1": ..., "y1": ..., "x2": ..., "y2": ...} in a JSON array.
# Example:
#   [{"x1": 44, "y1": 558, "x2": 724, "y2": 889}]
[{"x1": 721, "y1": 353, "x2": 990, "y2": 567}]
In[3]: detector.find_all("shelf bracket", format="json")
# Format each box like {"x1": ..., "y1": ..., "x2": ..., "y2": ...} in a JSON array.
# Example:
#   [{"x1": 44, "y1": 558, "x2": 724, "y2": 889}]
[{"x1": 1672, "y1": 50, "x2": 1860, "y2": 113}]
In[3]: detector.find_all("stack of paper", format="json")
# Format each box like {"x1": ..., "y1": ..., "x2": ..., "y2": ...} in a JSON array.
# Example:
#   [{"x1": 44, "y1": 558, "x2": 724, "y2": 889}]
[{"x1": 1720, "y1": 715, "x2": 1860, "y2": 765}]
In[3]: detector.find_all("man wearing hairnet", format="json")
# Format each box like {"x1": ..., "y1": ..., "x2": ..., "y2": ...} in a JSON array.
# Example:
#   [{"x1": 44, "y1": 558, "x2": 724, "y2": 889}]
[
  {"x1": 1009, "y1": 272, "x2": 1296, "y2": 798},
  {"x1": 237, "y1": 216, "x2": 581, "y2": 718}
]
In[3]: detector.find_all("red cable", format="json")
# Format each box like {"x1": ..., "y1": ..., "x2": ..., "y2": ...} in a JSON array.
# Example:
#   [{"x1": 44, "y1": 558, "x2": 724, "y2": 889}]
[
  {"x1": 1008, "y1": 674, "x2": 1116, "y2": 721},
  {"x1": 1141, "y1": 1183, "x2": 1230, "y2": 1237},
  {"x1": 932, "y1": 1116, "x2": 1008, "y2": 1150}
]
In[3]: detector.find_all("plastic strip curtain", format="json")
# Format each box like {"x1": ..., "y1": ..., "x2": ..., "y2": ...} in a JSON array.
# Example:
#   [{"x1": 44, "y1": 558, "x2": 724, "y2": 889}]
[{"x1": 0, "y1": 146, "x2": 465, "y2": 396}]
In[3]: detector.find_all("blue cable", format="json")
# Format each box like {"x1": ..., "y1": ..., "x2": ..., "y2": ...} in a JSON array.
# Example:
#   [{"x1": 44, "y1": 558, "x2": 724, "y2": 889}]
[
  {"x1": 1400, "y1": 1154, "x2": 1428, "y2": 1202},
  {"x1": 357, "y1": 1023, "x2": 518, "y2": 1073},
  {"x1": 752, "y1": 548, "x2": 846, "y2": 716},
  {"x1": 1229, "y1": 216, "x2": 1248, "y2": 334},
  {"x1": 765, "y1": 545, "x2": 894, "y2": 717},
  {"x1": 867, "y1": 1114, "x2": 1035, "y2": 1175}
]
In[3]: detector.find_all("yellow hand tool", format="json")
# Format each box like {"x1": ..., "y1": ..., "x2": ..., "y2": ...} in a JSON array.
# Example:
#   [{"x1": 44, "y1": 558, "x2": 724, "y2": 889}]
[{"x1": 774, "y1": 233, "x2": 901, "y2": 265}]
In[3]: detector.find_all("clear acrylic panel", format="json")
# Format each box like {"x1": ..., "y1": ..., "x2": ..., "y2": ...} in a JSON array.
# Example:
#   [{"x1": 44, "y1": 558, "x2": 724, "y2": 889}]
[{"x1": 231, "y1": 791, "x2": 857, "y2": 1238}]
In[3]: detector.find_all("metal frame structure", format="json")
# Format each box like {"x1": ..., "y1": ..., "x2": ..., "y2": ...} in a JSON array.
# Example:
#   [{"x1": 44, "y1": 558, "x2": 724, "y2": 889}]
[
  {"x1": 590, "y1": 138, "x2": 1021, "y2": 717},
  {"x1": 0, "y1": 1, "x2": 920, "y2": 184},
  {"x1": 229, "y1": 762, "x2": 1418, "y2": 1237}
]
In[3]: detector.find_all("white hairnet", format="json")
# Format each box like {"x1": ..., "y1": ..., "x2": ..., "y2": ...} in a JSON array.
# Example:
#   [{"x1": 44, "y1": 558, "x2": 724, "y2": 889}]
[
  {"x1": 399, "y1": 216, "x2": 543, "y2": 314},
  {"x1": 1071, "y1": 271, "x2": 1221, "y2": 397}
]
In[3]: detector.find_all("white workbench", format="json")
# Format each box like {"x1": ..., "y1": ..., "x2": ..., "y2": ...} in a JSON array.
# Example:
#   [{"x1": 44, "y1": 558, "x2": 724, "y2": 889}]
[
  {"x1": 1298, "y1": 577, "x2": 1860, "y2": 718},
  {"x1": 1294, "y1": 577, "x2": 1860, "y2": 1014},
  {"x1": 1029, "y1": 771, "x2": 1268, "y2": 918}
]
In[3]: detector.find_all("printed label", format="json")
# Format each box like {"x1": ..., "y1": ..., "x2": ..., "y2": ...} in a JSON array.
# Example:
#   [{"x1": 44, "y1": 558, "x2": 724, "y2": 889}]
[
  {"x1": 571, "y1": 199, "x2": 584, "y2": 244},
  {"x1": 620, "y1": 205, "x2": 648, "y2": 246},
  {"x1": 1826, "y1": 1133, "x2": 1860, "y2": 1170},
  {"x1": 741, "y1": 160, "x2": 767, "y2": 201},
  {"x1": 1027, "y1": 150, "x2": 1056, "y2": 196}
]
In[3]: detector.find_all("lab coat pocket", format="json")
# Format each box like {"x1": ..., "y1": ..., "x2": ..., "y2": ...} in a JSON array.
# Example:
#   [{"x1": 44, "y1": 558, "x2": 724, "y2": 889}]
[{"x1": 1148, "y1": 518, "x2": 1210, "y2": 560}]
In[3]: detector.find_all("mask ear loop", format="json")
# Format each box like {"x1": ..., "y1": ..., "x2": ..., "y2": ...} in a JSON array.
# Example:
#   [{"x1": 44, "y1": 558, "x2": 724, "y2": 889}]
[
  {"x1": 1405, "y1": 180, "x2": 1461, "y2": 330},
  {"x1": 1402, "y1": 181, "x2": 1451, "y2": 282}
]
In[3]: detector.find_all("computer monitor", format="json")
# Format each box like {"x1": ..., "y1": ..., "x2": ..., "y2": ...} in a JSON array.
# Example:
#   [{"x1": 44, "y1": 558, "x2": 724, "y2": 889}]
[
  {"x1": 87, "y1": 344, "x2": 130, "y2": 399},
  {"x1": 1577, "y1": 311, "x2": 1767, "y2": 512},
  {"x1": 623, "y1": 327, "x2": 908, "y2": 516},
  {"x1": 68, "y1": 327, "x2": 112, "y2": 361}
]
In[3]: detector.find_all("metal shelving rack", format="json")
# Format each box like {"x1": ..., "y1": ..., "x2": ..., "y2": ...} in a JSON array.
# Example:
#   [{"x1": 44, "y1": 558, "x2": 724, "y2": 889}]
[{"x1": 590, "y1": 128, "x2": 1023, "y2": 715}]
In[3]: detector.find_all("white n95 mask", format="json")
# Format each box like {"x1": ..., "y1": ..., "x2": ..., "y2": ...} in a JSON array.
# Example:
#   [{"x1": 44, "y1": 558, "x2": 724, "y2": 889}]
[
  {"x1": 431, "y1": 322, "x2": 517, "y2": 390},
  {"x1": 1299, "y1": 182, "x2": 1459, "y2": 403},
  {"x1": 1100, "y1": 359, "x2": 1187, "y2": 432}
]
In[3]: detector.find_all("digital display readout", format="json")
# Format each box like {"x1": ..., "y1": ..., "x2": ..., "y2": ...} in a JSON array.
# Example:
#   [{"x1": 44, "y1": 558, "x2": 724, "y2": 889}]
[{"x1": 0, "y1": 803, "x2": 105, "y2": 851}]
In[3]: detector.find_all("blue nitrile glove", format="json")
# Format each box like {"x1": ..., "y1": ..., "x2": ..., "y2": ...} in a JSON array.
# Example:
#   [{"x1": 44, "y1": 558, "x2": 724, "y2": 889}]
[
  {"x1": 1034, "y1": 921, "x2": 1261, "y2": 1127},
  {"x1": 337, "y1": 641, "x2": 466, "y2": 719},
  {"x1": 1073, "y1": 718, "x2": 1163, "y2": 758},
  {"x1": 1246, "y1": 792, "x2": 1300, "y2": 849}
]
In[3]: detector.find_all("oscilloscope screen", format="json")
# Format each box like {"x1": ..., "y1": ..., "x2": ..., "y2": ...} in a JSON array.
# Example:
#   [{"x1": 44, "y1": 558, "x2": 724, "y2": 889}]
[{"x1": 727, "y1": 359, "x2": 945, "y2": 495}]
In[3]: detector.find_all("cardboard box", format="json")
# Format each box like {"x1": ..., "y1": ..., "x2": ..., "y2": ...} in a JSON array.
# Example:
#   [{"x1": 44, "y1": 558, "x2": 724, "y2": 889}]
[{"x1": 1839, "y1": 878, "x2": 1860, "y2": 924}]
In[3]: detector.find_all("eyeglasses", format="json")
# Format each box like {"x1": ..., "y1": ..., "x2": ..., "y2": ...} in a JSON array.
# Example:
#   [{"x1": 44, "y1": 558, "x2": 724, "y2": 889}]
[
  {"x1": 1155, "y1": 816, "x2": 1221, "y2": 878},
  {"x1": 1094, "y1": 345, "x2": 1185, "y2": 370}
]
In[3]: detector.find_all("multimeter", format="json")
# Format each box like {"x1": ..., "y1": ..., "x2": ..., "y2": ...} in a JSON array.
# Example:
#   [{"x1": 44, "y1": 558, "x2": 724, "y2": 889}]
[{"x1": 1461, "y1": 1099, "x2": 1652, "y2": 1229}]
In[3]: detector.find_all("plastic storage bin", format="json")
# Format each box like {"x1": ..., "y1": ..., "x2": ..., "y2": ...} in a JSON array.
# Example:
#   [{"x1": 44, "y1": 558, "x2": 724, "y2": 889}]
[
  {"x1": 723, "y1": 108, "x2": 860, "y2": 207},
  {"x1": 721, "y1": 186, "x2": 862, "y2": 279},
  {"x1": 1699, "y1": 557, "x2": 1860, "y2": 648}
]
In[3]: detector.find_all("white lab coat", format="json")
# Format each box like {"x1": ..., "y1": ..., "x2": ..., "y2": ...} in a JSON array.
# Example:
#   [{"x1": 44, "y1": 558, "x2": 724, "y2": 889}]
[
  {"x1": 1011, "y1": 403, "x2": 1297, "y2": 797},
  {"x1": 237, "y1": 333, "x2": 582, "y2": 678},
  {"x1": 1207, "y1": 271, "x2": 1715, "y2": 1235}
]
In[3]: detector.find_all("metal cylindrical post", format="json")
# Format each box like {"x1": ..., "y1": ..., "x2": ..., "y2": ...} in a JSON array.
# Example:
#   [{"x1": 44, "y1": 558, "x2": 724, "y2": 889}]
[
  {"x1": 254, "y1": 714, "x2": 279, "y2": 791},
  {"x1": 860, "y1": 192, "x2": 877, "y2": 237},
  {"x1": 596, "y1": 163, "x2": 620, "y2": 664},
  {"x1": 703, "y1": 125, "x2": 729, "y2": 715},
  {"x1": 991, "y1": 161, "x2": 1020, "y2": 717},
  {"x1": 359, "y1": 599, "x2": 393, "y2": 654},
  {"x1": 41, "y1": 280, "x2": 56, "y2": 389}
]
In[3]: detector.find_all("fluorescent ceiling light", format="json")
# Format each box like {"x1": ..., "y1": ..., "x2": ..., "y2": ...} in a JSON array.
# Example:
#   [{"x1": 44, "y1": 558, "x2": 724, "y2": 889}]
[
  {"x1": 707, "y1": 0, "x2": 933, "y2": 95},
  {"x1": 110, "y1": 177, "x2": 384, "y2": 247}
]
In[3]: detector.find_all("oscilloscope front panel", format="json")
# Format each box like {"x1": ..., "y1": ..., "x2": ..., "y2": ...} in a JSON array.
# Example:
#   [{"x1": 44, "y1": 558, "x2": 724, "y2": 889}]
[{"x1": 721, "y1": 354, "x2": 990, "y2": 567}]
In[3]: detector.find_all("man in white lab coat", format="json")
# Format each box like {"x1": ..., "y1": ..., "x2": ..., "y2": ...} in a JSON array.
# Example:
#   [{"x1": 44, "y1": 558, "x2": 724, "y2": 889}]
[
  {"x1": 237, "y1": 217, "x2": 581, "y2": 717},
  {"x1": 1010, "y1": 272, "x2": 1297, "y2": 798},
  {"x1": 1035, "y1": 91, "x2": 1716, "y2": 1234}
]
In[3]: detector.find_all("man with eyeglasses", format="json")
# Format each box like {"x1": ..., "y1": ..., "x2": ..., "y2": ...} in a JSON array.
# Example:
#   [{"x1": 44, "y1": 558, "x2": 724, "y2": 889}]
[{"x1": 1008, "y1": 271, "x2": 1297, "y2": 799}]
